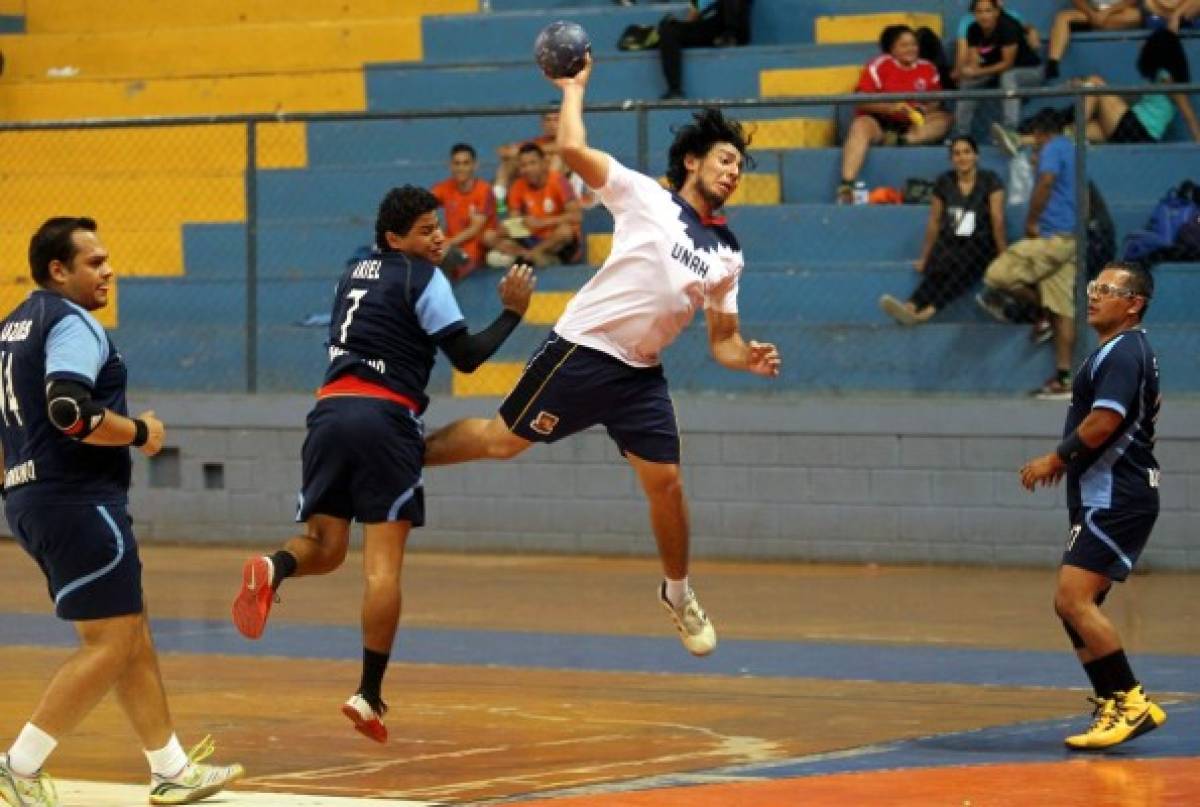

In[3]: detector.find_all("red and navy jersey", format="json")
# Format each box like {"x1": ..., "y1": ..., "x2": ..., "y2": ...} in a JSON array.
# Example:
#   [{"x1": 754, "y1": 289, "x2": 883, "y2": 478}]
[
  {"x1": 322, "y1": 250, "x2": 466, "y2": 413},
  {"x1": 0, "y1": 290, "x2": 130, "y2": 507},
  {"x1": 1065, "y1": 329, "x2": 1160, "y2": 513}
]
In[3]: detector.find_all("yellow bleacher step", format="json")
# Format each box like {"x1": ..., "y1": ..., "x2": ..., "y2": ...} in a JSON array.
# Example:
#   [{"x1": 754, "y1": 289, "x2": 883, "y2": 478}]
[
  {"x1": 25, "y1": 0, "x2": 476, "y2": 34},
  {"x1": 587, "y1": 233, "x2": 613, "y2": 267},
  {"x1": 815, "y1": 12, "x2": 943, "y2": 44},
  {"x1": 760, "y1": 65, "x2": 860, "y2": 98},
  {"x1": 0, "y1": 19, "x2": 422, "y2": 82},
  {"x1": 0, "y1": 280, "x2": 118, "y2": 329},
  {"x1": 452, "y1": 361, "x2": 523, "y2": 397},
  {"x1": 525, "y1": 291, "x2": 573, "y2": 326},
  {"x1": 727, "y1": 173, "x2": 780, "y2": 206},
  {"x1": 0, "y1": 70, "x2": 364, "y2": 121},
  {"x1": 0, "y1": 0, "x2": 22, "y2": 15},
  {"x1": 747, "y1": 117, "x2": 837, "y2": 149},
  {"x1": 0, "y1": 124, "x2": 306, "y2": 173},
  {"x1": 0, "y1": 224, "x2": 203, "y2": 283}
]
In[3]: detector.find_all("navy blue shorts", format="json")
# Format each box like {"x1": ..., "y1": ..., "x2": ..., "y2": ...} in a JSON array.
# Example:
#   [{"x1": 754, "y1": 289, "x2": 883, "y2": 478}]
[
  {"x1": 1064, "y1": 507, "x2": 1157, "y2": 582},
  {"x1": 298, "y1": 396, "x2": 425, "y2": 525},
  {"x1": 7, "y1": 503, "x2": 143, "y2": 621},
  {"x1": 499, "y1": 332, "x2": 681, "y2": 464}
]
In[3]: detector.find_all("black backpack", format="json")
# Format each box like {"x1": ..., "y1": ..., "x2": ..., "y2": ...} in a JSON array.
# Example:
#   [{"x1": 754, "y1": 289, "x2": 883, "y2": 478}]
[{"x1": 618, "y1": 23, "x2": 660, "y2": 51}]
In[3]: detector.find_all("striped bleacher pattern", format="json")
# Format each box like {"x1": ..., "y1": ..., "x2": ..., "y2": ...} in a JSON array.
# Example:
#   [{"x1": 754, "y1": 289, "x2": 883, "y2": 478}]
[{"x1": 0, "y1": 0, "x2": 1196, "y2": 393}]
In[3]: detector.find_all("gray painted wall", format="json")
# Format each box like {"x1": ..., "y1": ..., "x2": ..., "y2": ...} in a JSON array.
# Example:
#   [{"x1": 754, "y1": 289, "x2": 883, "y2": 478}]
[{"x1": 21, "y1": 393, "x2": 1192, "y2": 571}]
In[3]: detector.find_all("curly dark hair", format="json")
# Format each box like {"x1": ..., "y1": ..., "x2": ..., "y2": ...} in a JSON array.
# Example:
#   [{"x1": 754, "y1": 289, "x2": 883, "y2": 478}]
[
  {"x1": 665, "y1": 108, "x2": 753, "y2": 191},
  {"x1": 1137, "y1": 28, "x2": 1190, "y2": 83},
  {"x1": 879, "y1": 24, "x2": 915, "y2": 54},
  {"x1": 375, "y1": 185, "x2": 440, "y2": 250},
  {"x1": 29, "y1": 216, "x2": 97, "y2": 286}
]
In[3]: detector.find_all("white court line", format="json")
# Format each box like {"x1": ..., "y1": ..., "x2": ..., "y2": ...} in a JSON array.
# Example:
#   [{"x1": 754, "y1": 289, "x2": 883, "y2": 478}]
[{"x1": 53, "y1": 780, "x2": 439, "y2": 807}]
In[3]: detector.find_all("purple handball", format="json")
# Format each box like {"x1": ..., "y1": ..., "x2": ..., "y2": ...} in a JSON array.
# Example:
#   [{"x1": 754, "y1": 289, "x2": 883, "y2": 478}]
[{"x1": 534, "y1": 20, "x2": 591, "y2": 79}]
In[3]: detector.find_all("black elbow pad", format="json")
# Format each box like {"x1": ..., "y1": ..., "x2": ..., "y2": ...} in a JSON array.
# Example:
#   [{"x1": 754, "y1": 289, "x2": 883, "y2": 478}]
[{"x1": 46, "y1": 379, "x2": 105, "y2": 439}]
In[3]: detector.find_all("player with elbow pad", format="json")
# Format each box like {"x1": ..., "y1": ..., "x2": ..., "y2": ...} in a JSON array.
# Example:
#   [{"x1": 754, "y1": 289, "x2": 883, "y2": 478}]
[{"x1": 0, "y1": 217, "x2": 241, "y2": 807}]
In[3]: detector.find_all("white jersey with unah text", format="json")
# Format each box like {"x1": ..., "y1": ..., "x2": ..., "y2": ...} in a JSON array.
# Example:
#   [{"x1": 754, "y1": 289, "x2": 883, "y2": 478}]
[{"x1": 554, "y1": 155, "x2": 743, "y2": 367}]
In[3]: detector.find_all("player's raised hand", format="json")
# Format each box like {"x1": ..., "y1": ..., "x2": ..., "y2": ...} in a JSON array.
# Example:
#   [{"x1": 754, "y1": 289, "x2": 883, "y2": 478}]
[
  {"x1": 552, "y1": 53, "x2": 593, "y2": 91},
  {"x1": 136, "y1": 410, "x2": 165, "y2": 457},
  {"x1": 499, "y1": 261, "x2": 536, "y2": 317},
  {"x1": 747, "y1": 340, "x2": 781, "y2": 378}
]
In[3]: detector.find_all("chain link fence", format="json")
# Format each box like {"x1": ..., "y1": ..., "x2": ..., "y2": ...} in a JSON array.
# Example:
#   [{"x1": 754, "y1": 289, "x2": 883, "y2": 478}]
[{"x1": 1, "y1": 83, "x2": 1196, "y2": 397}]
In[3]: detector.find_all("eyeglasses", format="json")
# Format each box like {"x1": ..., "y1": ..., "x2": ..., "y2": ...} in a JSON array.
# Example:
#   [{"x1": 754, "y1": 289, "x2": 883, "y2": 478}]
[{"x1": 1086, "y1": 281, "x2": 1141, "y2": 300}]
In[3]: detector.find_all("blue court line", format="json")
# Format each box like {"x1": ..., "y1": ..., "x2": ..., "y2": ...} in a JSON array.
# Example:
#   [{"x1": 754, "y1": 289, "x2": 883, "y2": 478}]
[{"x1": 2, "y1": 611, "x2": 1198, "y2": 694}]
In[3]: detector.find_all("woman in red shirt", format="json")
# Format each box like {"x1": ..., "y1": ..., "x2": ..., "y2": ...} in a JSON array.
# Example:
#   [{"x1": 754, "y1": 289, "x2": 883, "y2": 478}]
[{"x1": 839, "y1": 25, "x2": 953, "y2": 204}]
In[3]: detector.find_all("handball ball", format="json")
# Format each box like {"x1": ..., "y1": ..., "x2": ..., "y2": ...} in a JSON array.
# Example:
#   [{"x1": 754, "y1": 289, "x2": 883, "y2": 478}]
[{"x1": 534, "y1": 20, "x2": 591, "y2": 79}]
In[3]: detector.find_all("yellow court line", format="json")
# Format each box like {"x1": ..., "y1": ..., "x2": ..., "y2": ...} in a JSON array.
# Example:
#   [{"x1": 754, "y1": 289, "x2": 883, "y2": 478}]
[{"x1": 54, "y1": 779, "x2": 439, "y2": 806}]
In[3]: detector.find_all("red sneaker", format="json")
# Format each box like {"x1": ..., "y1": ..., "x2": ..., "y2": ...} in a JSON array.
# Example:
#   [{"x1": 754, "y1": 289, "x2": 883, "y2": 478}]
[
  {"x1": 342, "y1": 695, "x2": 388, "y2": 743},
  {"x1": 231, "y1": 556, "x2": 275, "y2": 639}
]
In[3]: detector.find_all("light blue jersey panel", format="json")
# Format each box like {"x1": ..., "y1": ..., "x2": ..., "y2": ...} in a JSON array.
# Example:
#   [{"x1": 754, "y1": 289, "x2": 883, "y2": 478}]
[
  {"x1": 414, "y1": 269, "x2": 466, "y2": 337},
  {"x1": 45, "y1": 306, "x2": 109, "y2": 385}
]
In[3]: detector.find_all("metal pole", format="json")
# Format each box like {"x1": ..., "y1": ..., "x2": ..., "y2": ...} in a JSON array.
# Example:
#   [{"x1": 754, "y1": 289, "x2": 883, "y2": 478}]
[
  {"x1": 1073, "y1": 89, "x2": 1090, "y2": 360},
  {"x1": 244, "y1": 121, "x2": 259, "y2": 393}
]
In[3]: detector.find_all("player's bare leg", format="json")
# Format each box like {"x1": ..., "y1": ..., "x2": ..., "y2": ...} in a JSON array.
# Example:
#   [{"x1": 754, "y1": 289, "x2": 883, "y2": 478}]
[
  {"x1": 342, "y1": 521, "x2": 411, "y2": 743},
  {"x1": 424, "y1": 414, "x2": 530, "y2": 466},
  {"x1": 627, "y1": 452, "x2": 716, "y2": 656},
  {"x1": 114, "y1": 613, "x2": 173, "y2": 750}
]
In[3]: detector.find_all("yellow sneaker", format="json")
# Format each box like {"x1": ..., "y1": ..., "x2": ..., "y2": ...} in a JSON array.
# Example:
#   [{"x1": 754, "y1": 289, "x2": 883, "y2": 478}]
[
  {"x1": 1086, "y1": 685, "x2": 1167, "y2": 750},
  {"x1": 0, "y1": 754, "x2": 58, "y2": 807},
  {"x1": 1064, "y1": 696, "x2": 1118, "y2": 749}
]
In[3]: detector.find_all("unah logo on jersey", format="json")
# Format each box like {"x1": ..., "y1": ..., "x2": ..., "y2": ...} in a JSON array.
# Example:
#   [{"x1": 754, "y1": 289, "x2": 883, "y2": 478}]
[
  {"x1": 670, "y1": 244, "x2": 711, "y2": 279},
  {"x1": 529, "y1": 410, "x2": 560, "y2": 436}
]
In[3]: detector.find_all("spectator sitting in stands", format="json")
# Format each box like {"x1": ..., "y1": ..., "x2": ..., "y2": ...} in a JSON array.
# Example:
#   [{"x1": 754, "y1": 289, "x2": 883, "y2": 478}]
[
  {"x1": 839, "y1": 25, "x2": 953, "y2": 204},
  {"x1": 953, "y1": 0, "x2": 1043, "y2": 137},
  {"x1": 880, "y1": 136, "x2": 1007, "y2": 325},
  {"x1": 977, "y1": 109, "x2": 1079, "y2": 398},
  {"x1": 486, "y1": 142, "x2": 582, "y2": 268},
  {"x1": 431, "y1": 143, "x2": 499, "y2": 281},
  {"x1": 495, "y1": 110, "x2": 562, "y2": 211},
  {"x1": 658, "y1": 0, "x2": 752, "y2": 99},
  {"x1": 1144, "y1": 0, "x2": 1200, "y2": 31},
  {"x1": 954, "y1": 0, "x2": 1041, "y2": 75},
  {"x1": 1069, "y1": 29, "x2": 1200, "y2": 143},
  {"x1": 1046, "y1": 1, "x2": 1144, "y2": 82}
]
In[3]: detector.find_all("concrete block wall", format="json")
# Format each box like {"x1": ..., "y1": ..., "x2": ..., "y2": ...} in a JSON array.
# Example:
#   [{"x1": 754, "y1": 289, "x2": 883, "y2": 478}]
[{"x1": 40, "y1": 393, "x2": 1191, "y2": 572}]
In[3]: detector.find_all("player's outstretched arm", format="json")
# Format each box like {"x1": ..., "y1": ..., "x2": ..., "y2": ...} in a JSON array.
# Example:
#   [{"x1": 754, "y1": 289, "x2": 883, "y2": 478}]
[
  {"x1": 552, "y1": 54, "x2": 609, "y2": 191},
  {"x1": 704, "y1": 310, "x2": 781, "y2": 377},
  {"x1": 437, "y1": 262, "x2": 535, "y2": 373}
]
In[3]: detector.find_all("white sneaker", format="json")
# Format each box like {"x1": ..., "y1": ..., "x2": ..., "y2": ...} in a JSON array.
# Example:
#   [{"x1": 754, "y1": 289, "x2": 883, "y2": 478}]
[
  {"x1": 658, "y1": 582, "x2": 717, "y2": 656},
  {"x1": 148, "y1": 736, "x2": 243, "y2": 805},
  {"x1": 0, "y1": 754, "x2": 59, "y2": 807}
]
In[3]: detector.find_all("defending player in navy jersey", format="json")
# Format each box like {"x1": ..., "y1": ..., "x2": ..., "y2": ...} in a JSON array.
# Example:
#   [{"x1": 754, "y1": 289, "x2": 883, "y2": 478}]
[
  {"x1": 1020, "y1": 262, "x2": 1165, "y2": 750},
  {"x1": 424, "y1": 55, "x2": 782, "y2": 658},
  {"x1": 232, "y1": 186, "x2": 533, "y2": 743},
  {"x1": 0, "y1": 217, "x2": 242, "y2": 807}
]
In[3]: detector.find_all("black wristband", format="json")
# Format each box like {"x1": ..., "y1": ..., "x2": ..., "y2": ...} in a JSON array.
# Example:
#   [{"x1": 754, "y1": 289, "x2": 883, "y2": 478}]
[
  {"x1": 1055, "y1": 430, "x2": 1088, "y2": 465},
  {"x1": 130, "y1": 419, "x2": 149, "y2": 447}
]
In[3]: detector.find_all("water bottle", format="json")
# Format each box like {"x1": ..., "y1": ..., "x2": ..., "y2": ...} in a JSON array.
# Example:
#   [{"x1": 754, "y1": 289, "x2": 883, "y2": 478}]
[
  {"x1": 852, "y1": 180, "x2": 869, "y2": 206},
  {"x1": 1008, "y1": 150, "x2": 1033, "y2": 208}
]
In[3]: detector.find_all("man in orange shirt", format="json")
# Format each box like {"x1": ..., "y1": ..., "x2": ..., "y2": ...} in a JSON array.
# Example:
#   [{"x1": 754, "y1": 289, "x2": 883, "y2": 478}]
[
  {"x1": 488, "y1": 142, "x2": 582, "y2": 268},
  {"x1": 494, "y1": 110, "x2": 562, "y2": 207},
  {"x1": 431, "y1": 143, "x2": 498, "y2": 280}
]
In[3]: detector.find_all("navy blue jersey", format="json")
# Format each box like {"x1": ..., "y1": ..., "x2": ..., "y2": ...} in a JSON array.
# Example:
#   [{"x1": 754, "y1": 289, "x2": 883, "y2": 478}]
[
  {"x1": 1064, "y1": 329, "x2": 1160, "y2": 513},
  {"x1": 322, "y1": 251, "x2": 466, "y2": 413},
  {"x1": 0, "y1": 290, "x2": 130, "y2": 507}
]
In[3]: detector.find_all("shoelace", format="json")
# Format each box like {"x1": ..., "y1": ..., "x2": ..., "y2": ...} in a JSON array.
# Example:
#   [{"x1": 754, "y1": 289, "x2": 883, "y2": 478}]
[
  {"x1": 1084, "y1": 697, "x2": 1118, "y2": 732},
  {"x1": 16, "y1": 769, "x2": 57, "y2": 805},
  {"x1": 186, "y1": 735, "x2": 216, "y2": 766}
]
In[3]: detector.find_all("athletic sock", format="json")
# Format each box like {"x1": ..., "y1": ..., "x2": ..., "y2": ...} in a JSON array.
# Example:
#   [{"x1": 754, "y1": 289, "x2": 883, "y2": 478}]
[
  {"x1": 145, "y1": 734, "x2": 190, "y2": 779},
  {"x1": 8, "y1": 723, "x2": 57, "y2": 777},
  {"x1": 358, "y1": 648, "x2": 391, "y2": 713},
  {"x1": 1093, "y1": 649, "x2": 1137, "y2": 695},
  {"x1": 664, "y1": 577, "x2": 689, "y2": 609},
  {"x1": 1082, "y1": 658, "x2": 1112, "y2": 699},
  {"x1": 269, "y1": 550, "x2": 298, "y2": 590}
]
